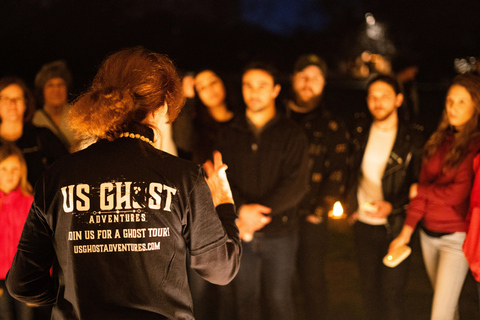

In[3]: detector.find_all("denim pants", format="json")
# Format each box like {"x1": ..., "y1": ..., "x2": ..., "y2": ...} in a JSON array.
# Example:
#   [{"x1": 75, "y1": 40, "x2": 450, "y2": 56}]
[
  {"x1": 233, "y1": 232, "x2": 298, "y2": 320},
  {"x1": 420, "y1": 230, "x2": 469, "y2": 320},
  {"x1": 354, "y1": 221, "x2": 409, "y2": 320}
]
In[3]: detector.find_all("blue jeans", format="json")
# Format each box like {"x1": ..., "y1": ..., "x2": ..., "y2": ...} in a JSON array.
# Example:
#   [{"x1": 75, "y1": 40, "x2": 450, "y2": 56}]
[{"x1": 233, "y1": 232, "x2": 298, "y2": 320}]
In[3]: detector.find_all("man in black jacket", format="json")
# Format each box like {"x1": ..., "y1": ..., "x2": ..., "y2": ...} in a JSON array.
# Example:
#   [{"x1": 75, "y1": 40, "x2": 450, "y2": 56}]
[
  {"x1": 346, "y1": 74, "x2": 425, "y2": 320},
  {"x1": 216, "y1": 62, "x2": 309, "y2": 320},
  {"x1": 285, "y1": 54, "x2": 350, "y2": 320}
]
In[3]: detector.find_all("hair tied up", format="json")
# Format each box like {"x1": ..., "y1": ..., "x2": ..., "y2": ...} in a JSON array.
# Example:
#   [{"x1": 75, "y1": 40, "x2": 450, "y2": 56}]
[
  {"x1": 68, "y1": 47, "x2": 184, "y2": 141},
  {"x1": 70, "y1": 87, "x2": 136, "y2": 140},
  {"x1": 95, "y1": 87, "x2": 134, "y2": 106}
]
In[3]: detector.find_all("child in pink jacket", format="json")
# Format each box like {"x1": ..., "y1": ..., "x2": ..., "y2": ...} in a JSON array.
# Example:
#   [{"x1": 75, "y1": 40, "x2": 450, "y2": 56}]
[{"x1": 0, "y1": 144, "x2": 33, "y2": 320}]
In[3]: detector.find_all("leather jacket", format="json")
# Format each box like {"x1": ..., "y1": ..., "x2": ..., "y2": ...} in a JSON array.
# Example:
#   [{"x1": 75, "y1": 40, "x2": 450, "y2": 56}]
[{"x1": 346, "y1": 114, "x2": 425, "y2": 237}]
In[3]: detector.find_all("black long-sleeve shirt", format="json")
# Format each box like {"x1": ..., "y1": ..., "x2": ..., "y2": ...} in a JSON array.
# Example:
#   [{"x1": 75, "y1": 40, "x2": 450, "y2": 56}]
[
  {"x1": 6, "y1": 131, "x2": 241, "y2": 320},
  {"x1": 216, "y1": 113, "x2": 310, "y2": 237}
]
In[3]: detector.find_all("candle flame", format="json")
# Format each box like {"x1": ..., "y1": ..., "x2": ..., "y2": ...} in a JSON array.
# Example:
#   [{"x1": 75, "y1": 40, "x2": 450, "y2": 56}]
[{"x1": 329, "y1": 201, "x2": 344, "y2": 219}]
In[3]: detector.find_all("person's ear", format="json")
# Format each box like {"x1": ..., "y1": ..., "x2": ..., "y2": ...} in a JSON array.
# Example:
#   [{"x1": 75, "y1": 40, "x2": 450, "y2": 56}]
[
  {"x1": 143, "y1": 103, "x2": 168, "y2": 125},
  {"x1": 272, "y1": 84, "x2": 281, "y2": 99},
  {"x1": 395, "y1": 93, "x2": 404, "y2": 107}
]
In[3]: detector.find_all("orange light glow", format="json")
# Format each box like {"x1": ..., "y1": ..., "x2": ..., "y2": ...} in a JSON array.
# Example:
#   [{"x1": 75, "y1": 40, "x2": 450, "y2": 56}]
[{"x1": 328, "y1": 201, "x2": 345, "y2": 219}]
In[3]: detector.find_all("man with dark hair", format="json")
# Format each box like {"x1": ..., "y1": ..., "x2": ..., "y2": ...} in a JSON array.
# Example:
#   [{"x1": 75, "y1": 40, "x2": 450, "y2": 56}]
[
  {"x1": 346, "y1": 73, "x2": 425, "y2": 320},
  {"x1": 216, "y1": 62, "x2": 309, "y2": 320},
  {"x1": 285, "y1": 54, "x2": 350, "y2": 320}
]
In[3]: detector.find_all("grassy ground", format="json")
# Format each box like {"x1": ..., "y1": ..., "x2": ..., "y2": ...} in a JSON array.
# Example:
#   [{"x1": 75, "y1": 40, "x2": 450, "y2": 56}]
[{"x1": 324, "y1": 219, "x2": 479, "y2": 320}]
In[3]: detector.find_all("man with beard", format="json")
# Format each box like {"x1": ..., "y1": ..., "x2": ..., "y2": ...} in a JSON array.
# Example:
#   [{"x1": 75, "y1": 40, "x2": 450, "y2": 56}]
[
  {"x1": 346, "y1": 74, "x2": 424, "y2": 320},
  {"x1": 285, "y1": 54, "x2": 350, "y2": 320}
]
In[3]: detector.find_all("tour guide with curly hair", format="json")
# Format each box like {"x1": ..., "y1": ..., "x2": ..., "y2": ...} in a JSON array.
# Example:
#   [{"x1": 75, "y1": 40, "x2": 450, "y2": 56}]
[{"x1": 6, "y1": 47, "x2": 241, "y2": 320}]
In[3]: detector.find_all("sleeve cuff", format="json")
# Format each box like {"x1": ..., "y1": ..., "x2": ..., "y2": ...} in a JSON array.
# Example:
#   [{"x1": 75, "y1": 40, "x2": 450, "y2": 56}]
[{"x1": 216, "y1": 203, "x2": 237, "y2": 221}]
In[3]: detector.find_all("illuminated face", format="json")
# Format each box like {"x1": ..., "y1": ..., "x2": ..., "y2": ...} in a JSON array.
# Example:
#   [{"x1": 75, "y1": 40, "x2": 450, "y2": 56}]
[
  {"x1": 0, "y1": 155, "x2": 22, "y2": 194},
  {"x1": 0, "y1": 84, "x2": 26, "y2": 123},
  {"x1": 366, "y1": 81, "x2": 403, "y2": 122},
  {"x1": 242, "y1": 69, "x2": 280, "y2": 114},
  {"x1": 446, "y1": 84, "x2": 476, "y2": 131},
  {"x1": 194, "y1": 71, "x2": 226, "y2": 109},
  {"x1": 43, "y1": 77, "x2": 67, "y2": 108},
  {"x1": 292, "y1": 65, "x2": 325, "y2": 104}
]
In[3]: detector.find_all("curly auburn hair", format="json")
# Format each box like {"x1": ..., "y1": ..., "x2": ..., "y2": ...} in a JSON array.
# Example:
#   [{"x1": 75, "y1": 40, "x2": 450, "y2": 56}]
[
  {"x1": 423, "y1": 73, "x2": 480, "y2": 168},
  {"x1": 68, "y1": 47, "x2": 185, "y2": 141}
]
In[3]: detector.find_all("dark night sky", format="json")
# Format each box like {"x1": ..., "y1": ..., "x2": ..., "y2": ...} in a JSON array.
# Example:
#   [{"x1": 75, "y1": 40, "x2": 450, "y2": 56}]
[{"x1": 1, "y1": 0, "x2": 480, "y2": 93}]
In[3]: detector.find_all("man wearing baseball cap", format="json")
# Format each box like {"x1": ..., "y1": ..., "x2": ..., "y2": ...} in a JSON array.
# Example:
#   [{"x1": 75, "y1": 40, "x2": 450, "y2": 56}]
[{"x1": 286, "y1": 54, "x2": 350, "y2": 320}]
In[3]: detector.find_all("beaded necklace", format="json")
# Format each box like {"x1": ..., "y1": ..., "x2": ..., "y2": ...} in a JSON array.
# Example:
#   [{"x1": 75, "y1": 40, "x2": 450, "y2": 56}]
[{"x1": 119, "y1": 132, "x2": 155, "y2": 147}]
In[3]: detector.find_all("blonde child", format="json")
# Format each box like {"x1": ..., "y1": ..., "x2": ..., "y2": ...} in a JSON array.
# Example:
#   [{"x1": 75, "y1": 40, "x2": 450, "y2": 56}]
[{"x1": 0, "y1": 144, "x2": 34, "y2": 320}]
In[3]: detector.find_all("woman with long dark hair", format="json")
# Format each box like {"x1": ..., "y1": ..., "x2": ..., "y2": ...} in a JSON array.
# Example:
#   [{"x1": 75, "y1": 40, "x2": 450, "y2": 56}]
[
  {"x1": 185, "y1": 70, "x2": 238, "y2": 319},
  {"x1": 192, "y1": 69, "x2": 236, "y2": 164}
]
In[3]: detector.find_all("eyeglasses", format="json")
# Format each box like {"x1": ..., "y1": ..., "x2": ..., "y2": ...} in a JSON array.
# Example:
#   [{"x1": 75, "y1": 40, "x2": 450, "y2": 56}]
[{"x1": 0, "y1": 97, "x2": 25, "y2": 105}]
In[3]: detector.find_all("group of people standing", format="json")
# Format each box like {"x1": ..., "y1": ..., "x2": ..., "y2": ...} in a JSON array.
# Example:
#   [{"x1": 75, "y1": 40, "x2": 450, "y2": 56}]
[
  {"x1": 172, "y1": 55, "x2": 348, "y2": 320},
  {"x1": 3, "y1": 47, "x2": 241, "y2": 320},
  {"x1": 0, "y1": 61, "x2": 73, "y2": 320},
  {"x1": 174, "y1": 53, "x2": 480, "y2": 320},
  {"x1": 1, "y1": 46, "x2": 480, "y2": 320}
]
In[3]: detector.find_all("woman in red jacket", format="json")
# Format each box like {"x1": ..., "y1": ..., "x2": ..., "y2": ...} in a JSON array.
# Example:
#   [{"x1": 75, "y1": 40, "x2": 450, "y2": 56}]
[{"x1": 390, "y1": 73, "x2": 480, "y2": 320}]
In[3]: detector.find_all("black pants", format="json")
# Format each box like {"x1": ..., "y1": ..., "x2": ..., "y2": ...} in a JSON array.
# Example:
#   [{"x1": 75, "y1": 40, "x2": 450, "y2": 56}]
[
  {"x1": 353, "y1": 221, "x2": 409, "y2": 320},
  {"x1": 296, "y1": 218, "x2": 329, "y2": 320}
]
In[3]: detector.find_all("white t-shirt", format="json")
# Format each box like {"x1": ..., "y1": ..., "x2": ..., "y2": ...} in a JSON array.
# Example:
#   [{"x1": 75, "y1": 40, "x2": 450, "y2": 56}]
[{"x1": 357, "y1": 124, "x2": 397, "y2": 225}]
